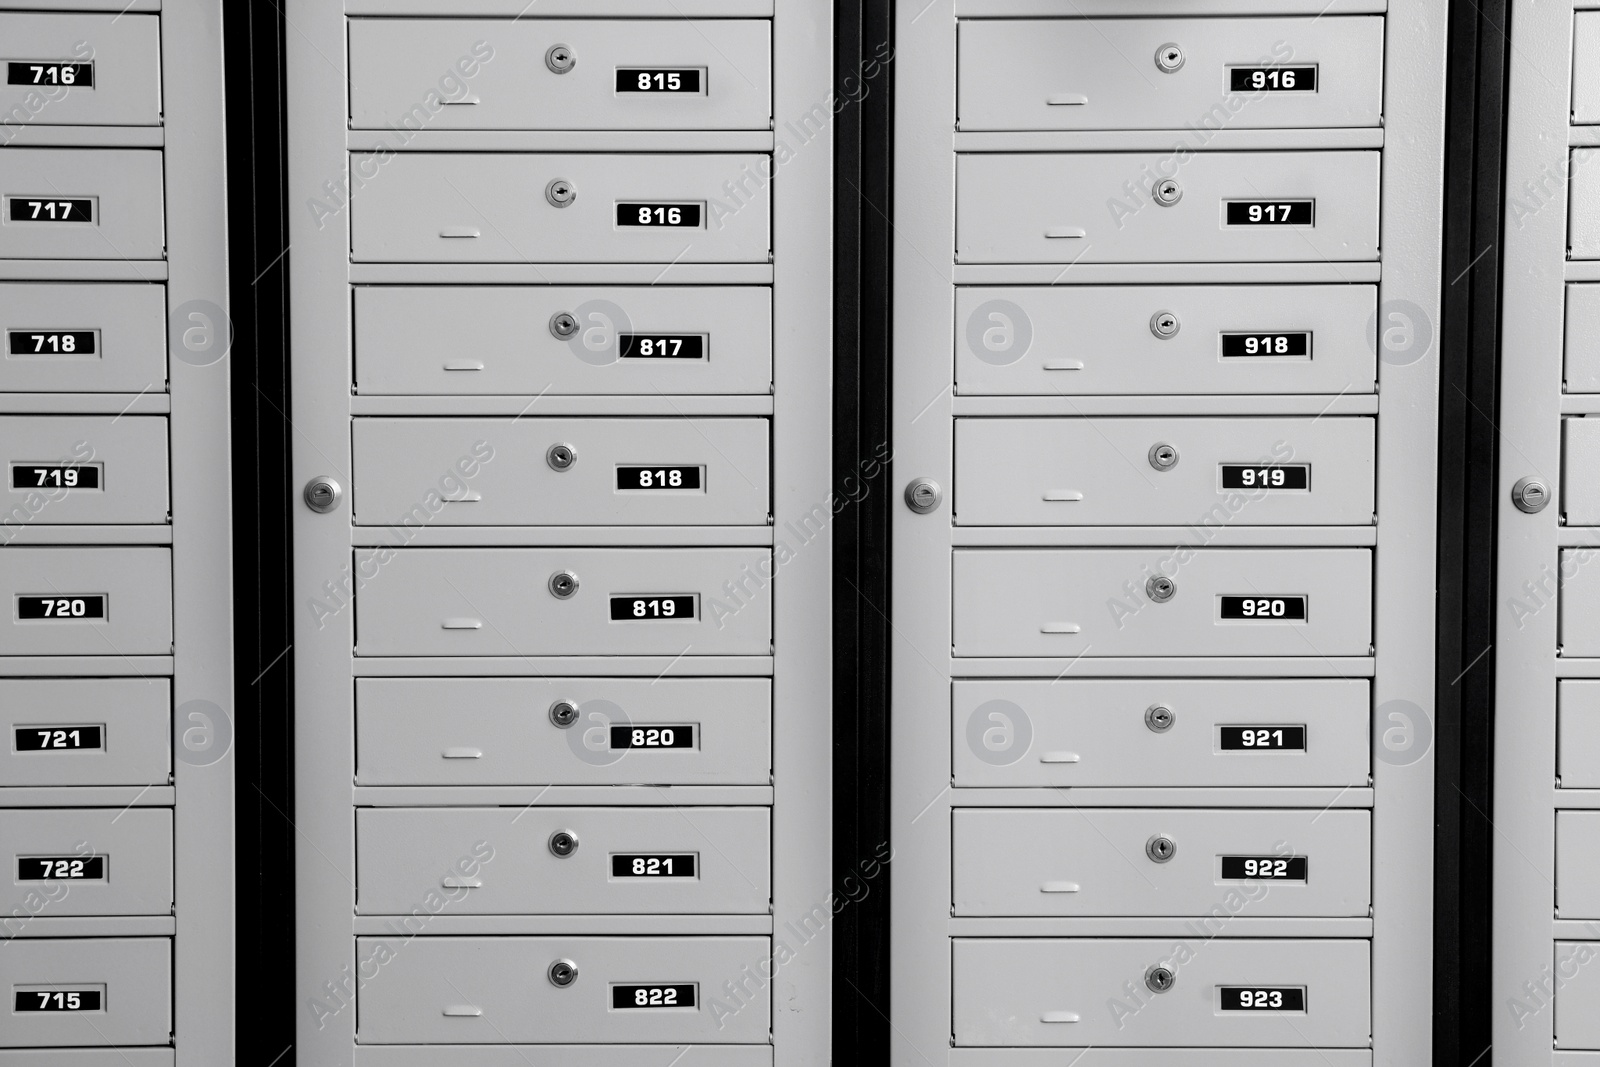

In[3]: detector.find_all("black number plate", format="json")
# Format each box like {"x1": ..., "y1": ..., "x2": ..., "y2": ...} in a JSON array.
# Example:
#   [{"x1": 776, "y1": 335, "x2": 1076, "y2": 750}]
[
  {"x1": 611, "y1": 853, "x2": 697, "y2": 877},
  {"x1": 617, "y1": 465, "x2": 702, "y2": 491},
  {"x1": 7, "y1": 62, "x2": 93, "y2": 88},
  {"x1": 1219, "y1": 464, "x2": 1309, "y2": 491},
  {"x1": 18, "y1": 595, "x2": 104, "y2": 620},
  {"x1": 1221, "y1": 332, "x2": 1310, "y2": 358},
  {"x1": 19, "y1": 855, "x2": 105, "y2": 881},
  {"x1": 14, "y1": 988, "x2": 102, "y2": 1012},
  {"x1": 1225, "y1": 200, "x2": 1313, "y2": 226},
  {"x1": 616, "y1": 69, "x2": 703, "y2": 93},
  {"x1": 610, "y1": 595, "x2": 697, "y2": 621},
  {"x1": 619, "y1": 334, "x2": 705, "y2": 360},
  {"x1": 8, "y1": 330, "x2": 95, "y2": 356},
  {"x1": 1220, "y1": 595, "x2": 1307, "y2": 621},
  {"x1": 1219, "y1": 725, "x2": 1307, "y2": 751},
  {"x1": 609, "y1": 724, "x2": 695, "y2": 749},
  {"x1": 11, "y1": 465, "x2": 99, "y2": 490},
  {"x1": 15, "y1": 724, "x2": 102, "y2": 751},
  {"x1": 611, "y1": 983, "x2": 696, "y2": 1009},
  {"x1": 1228, "y1": 66, "x2": 1317, "y2": 92},
  {"x1": 8, "y1": 198, "x2": 92, "y2": 222},
  {"x1": 1220, "y1": 986, "x2": 1306, "y2": 1012},
  {"x1": 617, "y1": 203, "x2": 703, "y2": 228},
  {"x1": 1220, "y1": 855, "x2": 1308, "y2": 881}
]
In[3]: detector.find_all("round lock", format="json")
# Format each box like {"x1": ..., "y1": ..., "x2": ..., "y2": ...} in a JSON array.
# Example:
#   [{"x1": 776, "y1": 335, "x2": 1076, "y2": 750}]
[
  {"x1": 1154, "y1": 43, "x2": 1185, "y2": 73},
  {"x1": 548, "y1": 571, "x2": 580, "y2": 599},
  {"x1": 303, "y1": 476, "x2": 343, "y2": 514},
  {"x1": 549, "y1": 700, "x2": 580, "y2": 728},
  {"x1": 1145, "y1": 965, "x2": 1176, "y2": 994},
  {"x1": 545, "y1": 179, "x2": 577, "y2": 208},
  {"x1": 1153, "y1": 179, "x2": 1182, "y2": 206},
  {"x1": 549, "y1": 312, "x2": 579, "y2": 339},
  {"x1": 545, "y1": 44, "x2": 576, "y2": 74},
  {"x1": 1146, "y1": 834, "x2": 1178, "y2": 863},
  {"x1": 1512, "y1": 475, "x2": 1551, "y2": 514},
  {"x1": 904, "y1": 478, "x2": 943, "y2": 514},
  {"x1": 548, "y1": 959, "x2": 579, "y2": 987},
  {"x1": 1146, "y1": 575, "x2": 1177, "y2": 603},
  {"x1": 1149, "y1": 311, "x2": 1181, "y2": 339},
  {"x1": 548, "y1": 830, "x2": 579, "y2": 857},
  {"x1": 1144, "y1": 704, "x2": 1176, "y2": 733},
  {"x1": 546, "y1": 443, "x2": 578, "y2": 471},
  {"x1": 1148, "y1": 443, "x2": 1179, "y2": 471}
]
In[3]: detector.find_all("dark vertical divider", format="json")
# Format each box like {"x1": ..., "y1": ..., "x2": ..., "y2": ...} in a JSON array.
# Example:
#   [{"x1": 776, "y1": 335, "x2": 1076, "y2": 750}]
[
  {"x1": 225, "y1": 2, "x2": 297, "y2": 1061},
  {"x1": 834, "y1": 0, "x2": 894, "y2": 1056},
  {"x1": 1438, "y1": 0, "x2": 1510, "y2": 1062}
]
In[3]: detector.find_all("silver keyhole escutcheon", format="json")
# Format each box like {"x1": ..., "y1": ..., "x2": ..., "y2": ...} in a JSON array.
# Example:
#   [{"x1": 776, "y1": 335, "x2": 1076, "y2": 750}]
[
  {"x1": 549, "y1": 700, "x2": 580, "y2": 728},
  {"x1": 303, "y1": 476, "x2": 342, "y2": 514},
  {"x1": 1146, "y1": 575, "x2": 1177, "y2": 603},
  {"x1": 1148, "y1": 443, "x2": 1179, "y2": 471},
  {"x1": 905, "y1": 478, "x2": 943, "y2": 514},
  {"x1": 549, "y1": 312, "x2": 579, "y2": 339},
  {"x1": 548, "y1": 571, "x2": 580, "y2": 599},
  {"x1": 1149, "y1": 311, "x2": 1181, "y2": 339},
  {"x1": 1512, "y1": 476, "x2": 1551, "y2": 514},
  {"x1": 548, "y1": 959, "x2": 579, "y2": 987},
  {"x1": 545, "y1": 44, "x2": 576, "y2": 74},
  {"x1": 1145, "y1": 965, "x2": 1176, "y2": 993},
  {"x1": 546, "y1": 178, "x2": 577, "y2": 208},
  {"x1": 547, "y1": 443, "x2": 578, "y2": 471},
  {"x1": 1146, "y1": 834, "x2": 1178, "y2": 863},
  {"x1": 1155, "y1": 43, "x2": 1185, "y2": 73},
  {"x1": 1145, "y1": 704, "x2": 1176, "y2": 733},
  {"x1": 1153, "y1": 179, "x2": 1182, "y2": 206},
  {"x1": 548, "y1": 830, "x2": 579, "y2": 857}
]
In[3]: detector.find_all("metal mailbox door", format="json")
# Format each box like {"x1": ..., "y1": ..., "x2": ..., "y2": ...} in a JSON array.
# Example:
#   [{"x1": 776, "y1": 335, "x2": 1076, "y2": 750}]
[
  {"x1": 958, "y1": 16, "x2": 1383, "y2": 131},
  {"x1": 353, "y1": 547, "x2": 772, "y2": 657},
  {"x1": 355, "y1": 935, "x2": 771, "y2": 1044},
  {"x1": 0, "y1": 547, "x2": 171, "y2": 656},
  {"x1": 955, "y1": 416, "x2": 1375, "y2": 526},
  {"x1": 1569, "y1": 284, "x2": 1600, "y2": 391},
  {"x1": 348, "y1": 19, "x2": 771, "y2": 131},
  {"x1": 1572, "y1": 149, "x2": 1600, "y2": 258},
  {"x1": 356, "y1": 677, "x2": 771, "y2": 787},
  {"x1": 1557, "y1": 942, "x2": 1600, "y2": 1048},
  {"x1": 0, "y1": 416, "x2": 168, "y2": 524},
  {"x1": 952, "y1": 548, "x2": 1374, "y2": 657},
  {"x1": 952, "y1": 937, "x2": 1371, "y2": 1047},
  {"x1": 956, "y1": 151, "x2": 1380, "y2": 264},
  {"x1": 955, "y1": 284, "x2": 1378, "y2": 396},
  {"x1": 952, "y1": 678, "x2": 1371, "y2": 788},
  {"x1": 0, "y1": 936, "x2": 171, "y2": 1047},
  {"x1": 354, "y1": 285, "x2": 772, "y2": 396},
  {"x1": 1576, "y1": 13, "x2": 1600, "y2": 124},
  {"x1": 1561, "y1": 680, "x2": 1600, "y2": 787},
  {"x1": 0, "y1": 283, "x2": 167, "y2": 393},
  {"x1": 350, "y1": 153, "x2": 770, "y2": 264},
  {"x1": 0, "y1": 149, "x2": 164, "y2": 260},
  {"x1": 1558, "y1": 811, "x2": 1600, "y2": 917},
  {"x1": 0, "y1": 807, "x2": 171, "y2": 916},
  {"x1": 352, "y1": 417, "x2": 770, "y2": 527},
  {"x1": 0, "y1": 678, "x2": 169, "y2": 787},
  {"x1": 1562, "y1": 548, "x2": 1600, "y2": 656},
  {"x1": 0, "y1": 13, "x2": 162, "y2": 126},
  {"x1": 1568, "y1": 417, "x2": 1600, "y2": 521},
  {"x1": 953, "y1": 808, "x2": 1371, "y2": 917},
  {"x1": 356, "y1": 806, "x2": 770, "y2": 915}
]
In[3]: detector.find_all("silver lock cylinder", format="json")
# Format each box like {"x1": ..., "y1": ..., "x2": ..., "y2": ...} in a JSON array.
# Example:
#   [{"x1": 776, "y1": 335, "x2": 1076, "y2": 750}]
[
  {"x1": 1512, "y1": 475, "x2": 1551, "y2": 514},
  {"x1": 545, "y1": 44, "x2": 576, "y2": 74},
  {"x1": 1145, "y1": 834, "x2": 1178, "y2": 863},
  {"x1": 548, "y1": 959, "x2": 579, "y2": 987},
  {"x1": 1149, "y1": 311, "x2": 1180, "y2": 339},
  {"x1": 548, "y1": 830, "x2": 579, "y2": 857},
  {"x1": 548, "y1": 571, "x2": 580, "y2": 599},
  {"x1": 1146, "y1": 575, "x2": 1177, "y2": 602},
  {"x1": 1145, "y1": 964, "x2": 1176, "y2": 993},
  {"x1": 549, "y1": 312, "x2": 579, "y2": 339},
  {"x1": 545, "y1": 178, "x2": 577, "y2": 208},
  {"x1": 1154, "y1": 43, "x2": 1185, "y2": 73},
  {"x1": 1144, "y1": 704, "x2": 1176, "y2": 732},
  {"x1": 303, "y1": 476, "x2": 343, "y2": 513},
  {"x1": 1152, "y1": 179, "x2": 1182, "y2": 206},
  {"x1": 1148, "y1": 443, "x2": 1179, "y2": 471},
  {"x1": 546, "y1": 443, "x2": 578, "y2": 471},
  {"x1": 549, "y1": 700, "x2": 580, "y2": 728},
  {"x1": 905, "y1": 478, "x2": 943, "y2": 514}
]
